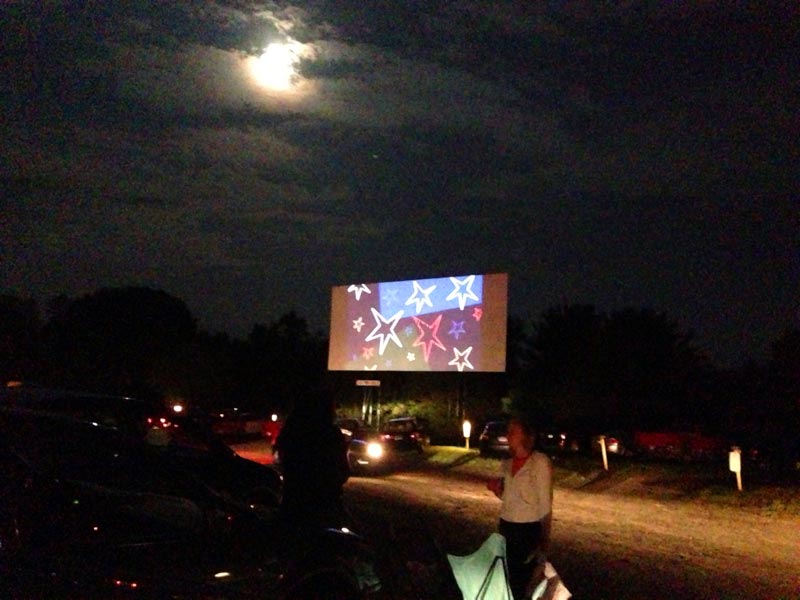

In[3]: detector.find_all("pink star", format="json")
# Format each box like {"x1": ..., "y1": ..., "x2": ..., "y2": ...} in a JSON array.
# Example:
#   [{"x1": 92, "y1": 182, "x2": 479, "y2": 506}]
[{"x1": 411, "y1": 314, "x2": 447, "y2": 363}]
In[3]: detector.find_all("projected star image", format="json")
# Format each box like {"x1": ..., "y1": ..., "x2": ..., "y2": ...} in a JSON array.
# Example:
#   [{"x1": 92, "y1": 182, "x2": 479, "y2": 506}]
[{"x1": 328, "y1": 273, "x2": 507, "y2": 372}]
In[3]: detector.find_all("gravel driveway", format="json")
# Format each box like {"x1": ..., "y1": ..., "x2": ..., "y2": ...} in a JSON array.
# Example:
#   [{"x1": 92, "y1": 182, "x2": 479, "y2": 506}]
[{"x1": 342, "y1": 457, "x2": 800, "y2": 600}]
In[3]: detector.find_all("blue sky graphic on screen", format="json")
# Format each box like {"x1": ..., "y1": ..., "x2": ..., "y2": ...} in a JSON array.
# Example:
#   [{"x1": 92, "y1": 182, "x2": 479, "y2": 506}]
[{"x1": 328, "y1": 273, "x2": 508, "y2": 372}]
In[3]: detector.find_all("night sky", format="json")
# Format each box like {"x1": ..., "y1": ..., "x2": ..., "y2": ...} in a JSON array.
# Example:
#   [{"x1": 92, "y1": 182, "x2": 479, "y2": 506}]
[{"x1": 1, "y1": 2, "x2": 798, "y2": 367}]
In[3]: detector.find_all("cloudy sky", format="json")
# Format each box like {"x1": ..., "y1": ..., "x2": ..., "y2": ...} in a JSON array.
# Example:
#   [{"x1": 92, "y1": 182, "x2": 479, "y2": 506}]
[{"x1": 1, "y1": 1, "x2": 797, "y2": 366}]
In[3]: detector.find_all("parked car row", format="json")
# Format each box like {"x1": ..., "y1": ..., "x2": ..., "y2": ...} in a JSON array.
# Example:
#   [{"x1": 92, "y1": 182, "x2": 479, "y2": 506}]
[{"x1": 477, "y1": 416, "x2": 732, "y2": 463}]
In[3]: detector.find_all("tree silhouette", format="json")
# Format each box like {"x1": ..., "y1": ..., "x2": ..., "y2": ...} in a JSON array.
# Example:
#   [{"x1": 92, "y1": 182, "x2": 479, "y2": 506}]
[
  {"x1": 42, "y1": 287, "x2": 196, "y2": 396},
  {"x1": 0, "y1": 294, "x2": 42, "y2": 382},
  {"x1": 513, "y1": 304, "x2": 707, "y2": 431},
  {"x1": 246, "y1": 311, "x2": 328, "y2": 413}
]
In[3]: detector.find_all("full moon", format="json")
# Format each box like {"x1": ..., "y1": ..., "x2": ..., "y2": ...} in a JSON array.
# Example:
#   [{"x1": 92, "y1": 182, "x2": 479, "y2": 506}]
[{"x1": 251, "y1": 42, "x2": 301, "y2": 91}]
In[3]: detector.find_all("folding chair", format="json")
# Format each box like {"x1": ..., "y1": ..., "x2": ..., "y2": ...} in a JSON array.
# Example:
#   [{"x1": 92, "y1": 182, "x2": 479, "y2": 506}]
[{"x1": 447, "y1": 533, "x2": 514, "y2": 600}]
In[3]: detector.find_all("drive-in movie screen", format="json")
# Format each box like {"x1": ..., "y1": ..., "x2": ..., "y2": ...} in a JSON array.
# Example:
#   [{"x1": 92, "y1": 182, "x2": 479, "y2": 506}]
[{"x1": 328, "y1": 273, "x2": 508, "y2": 372}]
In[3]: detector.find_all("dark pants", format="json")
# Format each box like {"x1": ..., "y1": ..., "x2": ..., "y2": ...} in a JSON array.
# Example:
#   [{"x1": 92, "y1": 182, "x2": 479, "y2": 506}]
[{"x1": 499, "y1": 519, "x2": 544, "y2": 599}]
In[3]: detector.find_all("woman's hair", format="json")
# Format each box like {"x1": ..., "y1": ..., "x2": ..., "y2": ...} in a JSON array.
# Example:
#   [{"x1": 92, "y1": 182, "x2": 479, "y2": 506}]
[
  {"x1": 508, "y1": 414, "x2": 538, "y2": 451},
  {"x1": 509, "y1": 413, "x2": 537, "y2": 437}
]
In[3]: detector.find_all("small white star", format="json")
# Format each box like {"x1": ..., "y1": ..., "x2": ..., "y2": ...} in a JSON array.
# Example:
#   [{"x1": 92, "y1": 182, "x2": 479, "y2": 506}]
[
  {"x1": 448, "y1": 346, "x2": 475, "y2": 372},
  {"x1": 347, "y1": 284, "x2": 371, "y2": 301}
]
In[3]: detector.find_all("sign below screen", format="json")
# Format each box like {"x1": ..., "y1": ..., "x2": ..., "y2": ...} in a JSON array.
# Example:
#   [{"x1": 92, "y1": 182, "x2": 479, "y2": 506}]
[{"x1": 328, "y1": 273, "x2": 508, "y2": 372}]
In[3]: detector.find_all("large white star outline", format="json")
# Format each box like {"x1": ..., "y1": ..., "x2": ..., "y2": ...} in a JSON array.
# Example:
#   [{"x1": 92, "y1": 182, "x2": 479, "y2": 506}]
[
  {"x1": 446, "y1": 275, "x2": 479, "y2": 311},
  {"x1": 347, "y1": 284, "x2": 371, "y2": 301},
  {"x1": 364, "y1": 307, "x2": 404, "y2": 356},
  {"x1": 448, "y1": 346, "x2": 475, "y2": 372},
  {"x1": 405, "y1": 280, "x2": 436, "y2": 314}
]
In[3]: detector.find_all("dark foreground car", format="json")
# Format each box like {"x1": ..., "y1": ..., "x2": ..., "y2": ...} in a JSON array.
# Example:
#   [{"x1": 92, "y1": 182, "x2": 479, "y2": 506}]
[
  {"x1": 1, "y1": 384, "x2": 283, "y2": 510},
  {"x1": 0, "y1": 410, "x2": 383, "y2": 599}
]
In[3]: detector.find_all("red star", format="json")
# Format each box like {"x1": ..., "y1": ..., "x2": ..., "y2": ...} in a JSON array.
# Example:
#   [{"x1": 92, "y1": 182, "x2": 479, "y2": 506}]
[{"x1": 411, "y1": 314, "x2": 447, "y2": 362}]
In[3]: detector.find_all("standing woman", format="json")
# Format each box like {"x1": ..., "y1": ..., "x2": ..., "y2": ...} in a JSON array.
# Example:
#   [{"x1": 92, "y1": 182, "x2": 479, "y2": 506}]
[{"x1": 487, "y1": 415, "x2": 553, "y2": 599}]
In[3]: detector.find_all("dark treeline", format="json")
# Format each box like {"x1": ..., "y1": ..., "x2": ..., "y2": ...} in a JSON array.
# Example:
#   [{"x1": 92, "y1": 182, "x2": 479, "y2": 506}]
[{"x1": 1, "y1": 287, "x2": 797, "y2": 465}]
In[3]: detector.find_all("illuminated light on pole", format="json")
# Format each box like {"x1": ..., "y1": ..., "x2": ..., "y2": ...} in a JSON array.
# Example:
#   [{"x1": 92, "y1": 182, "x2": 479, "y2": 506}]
[
  {"x1": 462, "y1": 420, "x2": 472, "y2": 449},
  {"x1": 172, "y1": 403, "x2": 184, "y2": 414}
]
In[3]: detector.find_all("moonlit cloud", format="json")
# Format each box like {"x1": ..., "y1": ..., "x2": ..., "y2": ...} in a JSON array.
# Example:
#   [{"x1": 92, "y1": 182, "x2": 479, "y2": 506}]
[{"x1": 1, "y1": 1, "x2": 796, "y2": 363}]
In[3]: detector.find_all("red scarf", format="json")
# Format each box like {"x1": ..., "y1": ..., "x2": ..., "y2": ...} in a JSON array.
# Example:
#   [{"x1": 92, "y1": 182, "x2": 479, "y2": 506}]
[{"x1": 511, "y1": 453, "x2": 530, "y2": 476}]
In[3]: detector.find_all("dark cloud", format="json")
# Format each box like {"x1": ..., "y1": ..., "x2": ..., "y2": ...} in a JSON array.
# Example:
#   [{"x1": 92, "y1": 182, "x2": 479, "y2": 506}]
[{"x1": 1, "y1": 1, "x2": 797, "y2": 365}]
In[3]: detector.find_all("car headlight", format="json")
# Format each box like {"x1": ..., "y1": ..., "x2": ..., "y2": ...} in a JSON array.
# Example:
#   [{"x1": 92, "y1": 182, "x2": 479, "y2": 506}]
[{"x1": 366, "y1": 442, "x2": 384, "y2": 459}]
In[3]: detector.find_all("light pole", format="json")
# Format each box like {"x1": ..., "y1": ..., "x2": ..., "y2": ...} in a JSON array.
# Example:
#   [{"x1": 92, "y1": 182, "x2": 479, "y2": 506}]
[{"x1": 462, "y1": 420, "x2": 472, "y2": 449}]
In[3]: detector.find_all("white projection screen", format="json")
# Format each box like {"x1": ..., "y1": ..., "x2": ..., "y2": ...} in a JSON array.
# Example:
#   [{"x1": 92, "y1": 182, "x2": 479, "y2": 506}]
[{"x1": 328, "y1": 273, "x2": 508, "y2": 372}]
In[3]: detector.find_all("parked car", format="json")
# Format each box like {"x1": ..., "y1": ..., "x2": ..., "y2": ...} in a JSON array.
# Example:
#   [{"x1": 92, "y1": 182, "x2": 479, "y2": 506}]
[
  {"x1": 478, "y1": 420, "x2": 510, "y2": 456},
  {"x1": 592, "y1": 431, "x2": 633, "y2": 456},
  {"x1": 262, "y1": 414, "x2": 284, "y2": 445},
  {"x1": 0, "y1": 409, "x2": 383, "y2": 599},
  {"x1": 633, "y1": 430, "x2": 728, "y2": 461},
  {"x1": 337, "y1": 418, "x2": 386, "y2": 474},
  {"x1": 379, "y1": 416, "x2": 430, "y2": 453},
  {"x1": 210, "y1": 408, "x2": 268, "y2": 439}
]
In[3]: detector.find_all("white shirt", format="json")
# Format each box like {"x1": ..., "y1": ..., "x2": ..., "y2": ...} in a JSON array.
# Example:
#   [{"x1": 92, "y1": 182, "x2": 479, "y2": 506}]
[{"x1": 499, "y1": 451, "x2": 552, "y2": 523}]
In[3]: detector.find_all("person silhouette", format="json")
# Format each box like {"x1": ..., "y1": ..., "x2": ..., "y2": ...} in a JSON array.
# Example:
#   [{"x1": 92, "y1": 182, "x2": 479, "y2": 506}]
[{"x1": 274, "y1": 388, "x2": 350, "y2": 531}]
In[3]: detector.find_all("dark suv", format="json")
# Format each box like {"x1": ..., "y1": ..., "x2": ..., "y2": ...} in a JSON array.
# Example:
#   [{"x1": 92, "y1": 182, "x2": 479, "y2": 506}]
[
  {"x1": 380, "y1": 416, "x2": 430, "y2": 453},
  {"x1": 478, "y1": 420, "x2": 510, "y2": 456}
]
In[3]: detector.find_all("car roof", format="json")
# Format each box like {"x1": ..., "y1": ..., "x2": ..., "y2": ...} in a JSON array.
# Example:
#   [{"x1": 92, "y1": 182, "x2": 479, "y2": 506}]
[{"x1": 1, "y1": 384, "x2": 165, "y2": 429}]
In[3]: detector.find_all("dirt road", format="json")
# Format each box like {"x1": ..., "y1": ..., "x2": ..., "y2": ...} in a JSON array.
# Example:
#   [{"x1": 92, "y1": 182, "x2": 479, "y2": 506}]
[{"x1": 343, "y1": 465, "x2": 800, "y2": 600}]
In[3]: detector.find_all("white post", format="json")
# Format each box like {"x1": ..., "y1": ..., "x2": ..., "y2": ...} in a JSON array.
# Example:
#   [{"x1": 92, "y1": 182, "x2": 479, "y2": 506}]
[
  {"x1": 599, "y1": 435, "x2": 609, "y2": 471},
  {"x1": 729, "y1": 446, "x2": 743, "y2": 492}
]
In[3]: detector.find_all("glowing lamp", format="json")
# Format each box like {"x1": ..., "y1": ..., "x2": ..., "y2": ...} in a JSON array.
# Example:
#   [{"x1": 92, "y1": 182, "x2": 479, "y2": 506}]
[{"x1": 463, "y1": 420, "x2": 472, "y2": 449}]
